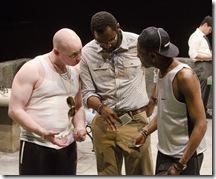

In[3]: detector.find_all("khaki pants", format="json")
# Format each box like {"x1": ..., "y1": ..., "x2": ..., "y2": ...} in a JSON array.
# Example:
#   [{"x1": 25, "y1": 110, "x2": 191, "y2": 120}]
[{"x1": 92, "y1": 111, "x2": 154, "y2": 175}]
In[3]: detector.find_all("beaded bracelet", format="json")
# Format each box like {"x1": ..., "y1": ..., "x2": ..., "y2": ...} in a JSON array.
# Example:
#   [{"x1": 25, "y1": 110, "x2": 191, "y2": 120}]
[{"x1": 140, "y1": 128, "x2": 148, "y2": 138}]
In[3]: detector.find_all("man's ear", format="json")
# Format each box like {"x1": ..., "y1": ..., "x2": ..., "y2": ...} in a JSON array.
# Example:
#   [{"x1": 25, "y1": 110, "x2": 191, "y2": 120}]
[
  {"x1": 150, "y1": 52, "x2": 157, "y2": 64},
  {"x1": 53, "y1": 48, "x2": 60, "y2": 56}
]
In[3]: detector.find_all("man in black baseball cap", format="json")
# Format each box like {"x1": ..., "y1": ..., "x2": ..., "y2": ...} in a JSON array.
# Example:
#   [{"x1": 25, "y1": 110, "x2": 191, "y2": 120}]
[
  {"x1": 138, "y1": 26, "x2": 179, "y2": 57},
  {"x1": 137, "y1": 26, "x2": 179, "y2": 67},
  {"x1": 135, "y1": 27, "x2": 207, "y2": 175}
]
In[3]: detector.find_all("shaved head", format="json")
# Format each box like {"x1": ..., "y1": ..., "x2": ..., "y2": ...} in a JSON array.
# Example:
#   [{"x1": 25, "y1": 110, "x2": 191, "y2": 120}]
[{"x1": 53, "y1": 28, "x2": 82, "y2": 54}]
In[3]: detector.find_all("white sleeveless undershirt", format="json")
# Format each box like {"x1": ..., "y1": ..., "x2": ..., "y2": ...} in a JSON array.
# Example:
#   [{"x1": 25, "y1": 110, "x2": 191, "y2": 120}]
[
  {"x1": 20, "y1": 55, "x2": 79, "y2": 149},
  {"x1": 157, "y1": 63, "x2": 207, "y2": 158}
]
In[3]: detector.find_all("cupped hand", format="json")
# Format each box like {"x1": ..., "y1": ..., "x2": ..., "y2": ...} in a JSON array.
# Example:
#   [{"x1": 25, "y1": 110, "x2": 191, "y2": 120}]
[{"x1": 43, "y1": 130, "x2": 68, "y2": 147}]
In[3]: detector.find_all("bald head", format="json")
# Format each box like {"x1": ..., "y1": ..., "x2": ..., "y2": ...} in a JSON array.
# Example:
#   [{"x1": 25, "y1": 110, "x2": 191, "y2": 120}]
[{"x1": 53, "y1": 28, "x2": 82, "y2": 54}]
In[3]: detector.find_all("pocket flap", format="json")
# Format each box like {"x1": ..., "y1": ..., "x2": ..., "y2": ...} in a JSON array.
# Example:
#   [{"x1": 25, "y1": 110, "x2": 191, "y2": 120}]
[{"x1": 123, "y1": 60, "x2": 141, "y2": 67}]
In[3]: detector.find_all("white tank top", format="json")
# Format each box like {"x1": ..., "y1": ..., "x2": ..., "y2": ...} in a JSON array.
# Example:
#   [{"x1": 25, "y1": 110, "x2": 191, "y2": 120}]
[
  {"x1": 20, "y1": 55, "x2": 79, "y2": 149},
  {"x1": 157, "y1": 63, "x2": 207, "y2": 158}
]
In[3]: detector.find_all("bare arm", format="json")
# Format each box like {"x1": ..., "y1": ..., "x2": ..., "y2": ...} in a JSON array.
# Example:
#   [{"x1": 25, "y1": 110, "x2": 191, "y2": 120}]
[
  {"x1": 166, "y1": 68, "x2": 207, "y2": 175},
  {"x1": 8, "y1": 61, "x2": 66, "y2": 147},
  {"x1": 72, "y1": 81, "x2": 87, "y2": 142},
  {"x1": 177, "y1": 69, "x2": 207, "y2": 165},
  {"x1": 8, "y1": 61, "x2": 46, "y2": 136},
  {"x1": 135, "y1": 113, "x2": 157, "y2": 145},
  {"x1": 146, "y1": 82, "x2": 157, "y2": 117}
]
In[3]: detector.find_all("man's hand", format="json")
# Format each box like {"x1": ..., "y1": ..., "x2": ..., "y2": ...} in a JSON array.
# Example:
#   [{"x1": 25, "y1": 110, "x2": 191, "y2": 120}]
[
  {"x1": 134, "y1": 129, "x2": 148, "y2": 146},
  {"x1": 73, "y1": 128, "x2": 87, "y2": 142},
  {"x1": 42, "y1": 130, "x2": 68, "y2": 147},
  {"x1": 166, "y1": 162, "x2": 185, "y2": 175},
  {"x1": 100, "y1": 105, "x2": 121, "y2": 131}
]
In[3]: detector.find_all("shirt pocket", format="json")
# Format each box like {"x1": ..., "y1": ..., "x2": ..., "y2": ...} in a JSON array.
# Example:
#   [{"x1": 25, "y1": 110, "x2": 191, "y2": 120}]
[
  {"x1": 122, "y1": 59, "x2": 141, "y2": 79},
  {"x1": 92, "y1": 63, "x2": 114, "y2": 83}
]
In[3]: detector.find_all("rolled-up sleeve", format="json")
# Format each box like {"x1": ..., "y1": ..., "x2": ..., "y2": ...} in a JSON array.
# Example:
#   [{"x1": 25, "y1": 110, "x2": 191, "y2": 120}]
[{"x1": 80, "y1": 55, "x2": 100, "y2": 107}]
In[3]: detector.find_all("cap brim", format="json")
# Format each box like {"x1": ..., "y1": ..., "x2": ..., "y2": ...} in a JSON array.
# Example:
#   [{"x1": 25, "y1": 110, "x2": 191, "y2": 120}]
[{"x1": 159, "y1": 43, "x2": 179, "y2": 58}]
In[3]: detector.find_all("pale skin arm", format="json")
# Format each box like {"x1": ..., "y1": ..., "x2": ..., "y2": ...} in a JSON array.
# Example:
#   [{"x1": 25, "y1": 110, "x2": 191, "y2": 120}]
[
  {"x1": 72, "y1": 81, "x2": 87, "y2": 142},
  {"x1": 8, "y1": 61, "x2": 67, "y2": 147}
]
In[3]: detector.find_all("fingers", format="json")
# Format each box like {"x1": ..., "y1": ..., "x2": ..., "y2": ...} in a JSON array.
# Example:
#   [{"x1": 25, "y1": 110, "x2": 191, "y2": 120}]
[
  {"x1": 135, "y1": 133, "x2": 146, "y2": 145},
  {"x1": 105, "y1": 116, "x2": 117, "y2": 131},
  {"x1": 52, "y1": 136, "x2": 68, "y2": 147},
  {"x1": 100, "y1": 106, "x2": 118, "y2": 131},
  {"x1": 112, "y1": 113, "x2": 121, "y2": 123},
  {"x1": 73, "y1": 129, "x2": 87, "y2": 142}
]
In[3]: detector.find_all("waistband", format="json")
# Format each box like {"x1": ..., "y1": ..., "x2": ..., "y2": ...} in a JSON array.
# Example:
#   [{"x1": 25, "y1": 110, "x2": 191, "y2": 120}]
[
  {"x1": 194, "y1": 60, "x2": 212, "y2": 64},
  {"x1": 114, "y1": 105, "x2": 148, "y2": 117}
]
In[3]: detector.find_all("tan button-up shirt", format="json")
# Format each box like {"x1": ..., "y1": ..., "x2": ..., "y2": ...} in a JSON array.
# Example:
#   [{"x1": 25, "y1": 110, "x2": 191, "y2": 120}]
[{"x1": 80, "y1": 31, "x2": 149, "y2": 111}]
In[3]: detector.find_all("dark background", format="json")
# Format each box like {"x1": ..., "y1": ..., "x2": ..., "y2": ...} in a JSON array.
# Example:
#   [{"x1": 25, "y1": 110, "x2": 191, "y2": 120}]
[{"x1": 0, "y1": 0, "x2": 212, "y2": 62}]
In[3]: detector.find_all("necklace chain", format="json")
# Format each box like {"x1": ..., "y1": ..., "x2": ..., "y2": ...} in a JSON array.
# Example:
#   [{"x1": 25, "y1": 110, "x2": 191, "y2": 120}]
[{"x1": 48, "y1": 55, "x2": 72, "y2": 95}]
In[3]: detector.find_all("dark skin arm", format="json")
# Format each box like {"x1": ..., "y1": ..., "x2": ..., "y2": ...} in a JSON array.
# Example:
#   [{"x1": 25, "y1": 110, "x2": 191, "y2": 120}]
[
  {"x1": 135, "y1": 114, "x2": 157, "y2": 145},
  {"x1": 167, "y1": 68, "x2": 207, "y2": 175},
  {"x1": 87, "y1": 96, "x2": 120, "y2": 131},
  {"x1": 135, "y1": 67, "x2": 207, "y2": 175},
  {"x1": 146, "y1": 82, "x2": 157, "y2": 117}
]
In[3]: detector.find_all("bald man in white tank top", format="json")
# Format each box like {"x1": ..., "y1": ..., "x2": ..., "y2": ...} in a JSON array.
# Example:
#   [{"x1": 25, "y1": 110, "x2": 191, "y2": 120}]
[{"x1": 8, "y1": 28, "x2": 86, "y2": 175}]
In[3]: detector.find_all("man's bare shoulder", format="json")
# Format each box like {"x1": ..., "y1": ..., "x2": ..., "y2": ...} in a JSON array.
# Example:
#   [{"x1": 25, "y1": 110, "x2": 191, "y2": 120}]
[
  {"x1": 176, "y1": 67, "x2": 199, "y2": 93},
  {"x1": 176, "y1": 67, "x2": 196, "y2": 82},
  {"x1": 15, "y1": 56, "x2": 44, "y2": 82}
]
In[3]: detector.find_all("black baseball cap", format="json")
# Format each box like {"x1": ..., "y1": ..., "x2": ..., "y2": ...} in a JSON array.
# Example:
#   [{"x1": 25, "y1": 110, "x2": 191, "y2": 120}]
[{"x1": 138, "y1": 26, "x2": 179, "y2": 58}]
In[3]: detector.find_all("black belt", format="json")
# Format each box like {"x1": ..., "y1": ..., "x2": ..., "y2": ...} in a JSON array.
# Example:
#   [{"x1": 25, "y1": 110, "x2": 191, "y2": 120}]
[{"x1": 195, "y1": 60, "x2": 212, "y2": 64}]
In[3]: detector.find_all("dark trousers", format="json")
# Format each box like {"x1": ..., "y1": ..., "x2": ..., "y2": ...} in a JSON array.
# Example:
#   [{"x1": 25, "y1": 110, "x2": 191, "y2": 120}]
[
  {"x1": 19, "y1": 140, "x2": 77, "y2": 175},
  {"x1": 155, "y1": 151, "x2": 204, "y2": 175},
  {"x1": 193, "y1": 61, "x2": 212, "y2": 113}
]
